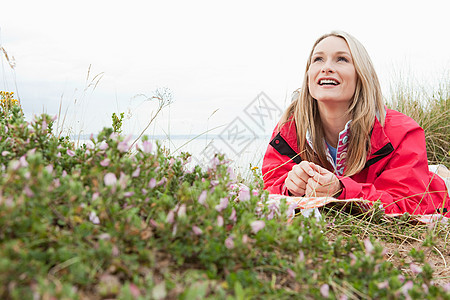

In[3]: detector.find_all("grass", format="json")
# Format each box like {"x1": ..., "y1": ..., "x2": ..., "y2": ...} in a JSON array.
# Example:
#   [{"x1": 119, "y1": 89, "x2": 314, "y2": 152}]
[{"x1": 386, "y1": 73, "x2": 449, "y2": 167}]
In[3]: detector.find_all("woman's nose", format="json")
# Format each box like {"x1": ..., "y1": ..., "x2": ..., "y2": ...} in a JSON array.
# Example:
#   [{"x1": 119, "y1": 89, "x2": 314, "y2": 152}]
[{"x1": 321, "y1": 61, "x2": 334, "y2": 73}]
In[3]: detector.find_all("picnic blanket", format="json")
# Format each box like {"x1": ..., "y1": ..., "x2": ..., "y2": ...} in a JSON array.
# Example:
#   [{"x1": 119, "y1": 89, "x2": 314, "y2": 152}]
[{"x1": 266, "y1": 194, "x2": 449, "y2": 225}]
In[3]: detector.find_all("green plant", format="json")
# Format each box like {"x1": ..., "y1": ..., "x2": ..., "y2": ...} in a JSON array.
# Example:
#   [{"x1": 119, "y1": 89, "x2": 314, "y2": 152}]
[{"x1": 0, "y1": 94, "x2": 449, "y2": 299}]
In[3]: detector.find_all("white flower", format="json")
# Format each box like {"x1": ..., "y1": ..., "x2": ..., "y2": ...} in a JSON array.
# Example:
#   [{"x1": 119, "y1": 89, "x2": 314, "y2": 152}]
[{"x1": 89, "y1": 211, "x2": 100, "y2": 224}]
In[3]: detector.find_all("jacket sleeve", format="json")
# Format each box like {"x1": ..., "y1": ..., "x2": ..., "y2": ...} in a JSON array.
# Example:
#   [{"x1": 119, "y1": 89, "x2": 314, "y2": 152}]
[
  {"x1": 262, "y1": 128, "x2": 296, "y2": 195},
  {"x1": 337, "y1": 126, "x2": 448, "y2": 215}
]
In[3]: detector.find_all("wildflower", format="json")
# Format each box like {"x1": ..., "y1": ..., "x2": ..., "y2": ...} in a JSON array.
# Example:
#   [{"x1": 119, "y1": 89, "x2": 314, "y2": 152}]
[
  {"x1": 422, "y1": 283, "x2": 429, "y2": 294},
  {"x1": 92, "y1": 192, "x2": 99, "y2": 201},
  {"x1": 157, "y1": 177, "x2": 167, "y2": 187},
  {"x1": 286, "y1": 268, "x2": 296, "y2": 279},
  {"x1": 238, "y1": 185, "x2": 251, "y2": 201},
  {"x1": 1, "y1": 151, "x2": 9, "y2": 156},
  {"x1": 320, "y1": 284, "x2": 329, "y2": 298},
  {"x1": 225, "y1": 235, "x2": 234, "y2": 249},
  {"x1": 104, "y1": 173, "x2": 117, "y2": 186},
  {"x1": 24, "y1": 186, "x2": 34, "y2": 197},
  {"x1": 98, "y1": 233, "x2": 111, "y2": 240},
  {"x1": 142, "y1": 140, "x2": 152, "y2": 153},
  {"x1": 410, "y1": 263, "x2": 422, "y2": 274},
  {"x1": 117, "y1": 141, "x2": 129, "y2": 152},
  {"x1": 217, "y1": 215, "x2": 224, "y2": 227},
  {"x1": 99, "y1": 141, "x2": 108, "y2": 150},
  {"x1": 100, "y1": 158, "x2": 110, "y2": 167},
  {"x1": 192, "y1": 226, "x2": 203, "y2": 236},
  {"x1": 148, "y1": 178, "x2": 156, "y2": 189},
  {"x1": 198, "y1": 190, "x2": 207, "y2": 205},
  {"x1": 215, "y1": 198, "x2": 229, "y2": 212},
  {"x1": 67, "y1": 149, "x2": 75, "y2": 157},
  {"x1": 227, "y1": 166, "x2": 236, "y2": 181},
  {"x1": 177, "y1": 204, "x2": 186, "y2": 218},
  {"x1": 364, "y1": 238, "x2": 374, "y2": 255},
  {"x1": 298, "y1": 250, "x2": 305, "y2": 262},
  {"x1": 166, "y1": 210, "x2": 174, "y2": 224},
  {"x1": 242, "y1": 234, "x2": 249, "y2": 244},
  {"x1": 401, "y1": 281, "x2": 413, "y2": 299},
  {"x1": 377, "y1": 280, "x2": 389, "y2": 289},
  {"x1": 123, "y1": 191, "x2": 134, "y2": 198},
  {"x1": 132, "y1": 167, "x2": 140, "y2": 178},
  {"x1": 229, "y1": 208, "x2": 237, "y2": 222},
  {"x1": 89, "y1": 211, "x2": 100, "y2": 224},
  {"x1": 118, "y1": 172, "x2": 128, "y2": 189},
  {"x1": 19, "y1": 156, "x2": 28, "y2": 168},
  {"x1": 298, "y1": 236, "x2": 303, "y2": 244},
  {"x1": 250, "y1": 220, "x2": 265, "y2": 234}
]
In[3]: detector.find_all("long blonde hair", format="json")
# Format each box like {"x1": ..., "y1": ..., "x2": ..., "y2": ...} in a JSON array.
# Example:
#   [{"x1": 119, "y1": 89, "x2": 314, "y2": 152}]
[{"x1": 279, "y1": 31, "x2": 385, "y2": 176}]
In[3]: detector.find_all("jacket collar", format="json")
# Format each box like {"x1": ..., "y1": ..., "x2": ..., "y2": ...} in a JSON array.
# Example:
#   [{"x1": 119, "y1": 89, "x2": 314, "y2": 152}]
[{"x1": 277, "y1": 113, "x2": 394, "y2": 169}]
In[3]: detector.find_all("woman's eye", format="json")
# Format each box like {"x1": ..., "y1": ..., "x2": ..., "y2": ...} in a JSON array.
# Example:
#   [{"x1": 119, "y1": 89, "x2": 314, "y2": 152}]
[
  {"x1": 337, "y1": 56, "x2": 349, "y2": 62},
  {"x1": 313, "y1": 57, "x2": 323, "y2": 62}
]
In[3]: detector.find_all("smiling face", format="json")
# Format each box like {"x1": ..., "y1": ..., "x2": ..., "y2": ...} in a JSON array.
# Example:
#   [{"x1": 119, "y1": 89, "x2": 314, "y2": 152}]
[{"x1": 307, "y1": 36, "x2": 357, "y2": 107}]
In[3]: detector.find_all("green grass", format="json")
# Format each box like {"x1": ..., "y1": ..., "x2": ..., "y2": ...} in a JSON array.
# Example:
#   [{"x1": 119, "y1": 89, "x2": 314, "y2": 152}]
[{"x1": 386, "y1": 75, "x2": 449, "y2": 167}]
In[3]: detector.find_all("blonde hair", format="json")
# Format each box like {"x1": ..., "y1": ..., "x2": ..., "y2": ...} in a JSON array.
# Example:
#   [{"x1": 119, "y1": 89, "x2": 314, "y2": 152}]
[{"x1": 279, "y1": 31, "x2": 385, "y2": 176}]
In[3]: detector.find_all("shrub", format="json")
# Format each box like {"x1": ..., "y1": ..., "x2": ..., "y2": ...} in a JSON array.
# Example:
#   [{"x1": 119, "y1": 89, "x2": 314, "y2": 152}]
[{"x1": 0, "y1": 94, "x2": 448, "y2": 299}]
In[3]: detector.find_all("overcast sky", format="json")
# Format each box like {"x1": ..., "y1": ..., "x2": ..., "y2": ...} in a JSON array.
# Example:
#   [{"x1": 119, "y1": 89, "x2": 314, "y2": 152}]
[{"x1": 1, "y1": 0, "x2": 449, "y2": 140}]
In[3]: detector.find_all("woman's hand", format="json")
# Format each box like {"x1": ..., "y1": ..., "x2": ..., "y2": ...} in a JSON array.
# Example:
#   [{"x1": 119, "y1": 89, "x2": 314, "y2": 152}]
[
  {"x1": 284, "y1": 161, "x2": 316, "y2": 196},
  {"x1": 305, "y1": 163, "x2": 342, "y2": 197}
]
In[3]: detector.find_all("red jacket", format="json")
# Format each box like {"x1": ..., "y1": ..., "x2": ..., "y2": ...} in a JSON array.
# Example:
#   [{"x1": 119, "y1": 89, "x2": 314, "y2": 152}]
[{"x1": 262, "y1": 109, "x2": 450, "y2": 216}]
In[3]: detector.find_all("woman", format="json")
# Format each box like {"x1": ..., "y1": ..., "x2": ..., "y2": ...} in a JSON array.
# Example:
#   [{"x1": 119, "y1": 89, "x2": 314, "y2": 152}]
[{"x1": 262, "y1": 31, "x2": 449, "y2": 216}]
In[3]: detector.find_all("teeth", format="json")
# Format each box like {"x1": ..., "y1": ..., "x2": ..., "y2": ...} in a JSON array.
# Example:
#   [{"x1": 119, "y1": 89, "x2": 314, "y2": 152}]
[{"x1": 319, "y1": 79, "x2": 338, "y2": 85}]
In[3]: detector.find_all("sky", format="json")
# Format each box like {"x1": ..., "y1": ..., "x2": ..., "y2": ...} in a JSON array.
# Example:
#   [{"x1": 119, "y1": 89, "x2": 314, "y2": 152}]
[{"x1": 1, "y1": 0, "x2": 449, "y2": 142}]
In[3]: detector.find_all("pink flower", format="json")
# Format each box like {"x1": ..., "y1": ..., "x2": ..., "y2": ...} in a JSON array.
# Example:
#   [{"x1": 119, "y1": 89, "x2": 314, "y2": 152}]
[
  {"x1": 142, "y1": 140, "x2": 152, "y2": 153},
  {"x1": 217, "y1": 215, "x2": 224, "y2": 227},
  {"x1": 123, "y1": 191, "x2": 134, "y2": 198},
  {"x1": 2, "y1": 151, "x2": 9, "y2": 156},
  {"x1": 250, "y1": 220, "x2": 265, "y2": 234},
  {"x1": 132, "y1": 167, "x2": 140, "y2": 178},
  {"x1": 117, "y1": 141, "x2": 129, "y2": 152},
  {"x1": 99, "y1": 141, "x2": 108, "y2": 150},
  {"x1": 92, "y1": 192, "x2": 99, "y2": 201},
  {"x1": 377, "y1": 280, "x2": 389, "y2": 289},
  {"x1": 19, "y1": 156, "x2": 28, "y2": 167},
  {"x1": 104, "y1": 172, "x2": 117, "y2": 186},
  {"x1": 100, "y1": 158, "x2": 110, "y2": 167},
  {"x1": 177, "y1": 204, "x2": 186, "y2": 218},
  {"x1": 215, "y1": 198, "x2": 229, "y2": 212},
  {"x1": 157, "y1": 177, "x2": 167, "y2": 187},
  {"x1": 298, "y1": 250, "x2": 305, "y2": 262},
  {"x1": 229, "y1": 208, "x2": 237, "y2": 222},
  {"x1": 238, "y1": 185, "x2": 251, "y2": 201},
  {"x1": 129, "y1": 283, "x2": 141, "y2": 298},
  {"x1": 364, "y1": 238, "x2": 374, "y2": 255},
  {"x1": 320, "y1": 284, "x2": 329, "y2": 298},
  {"x1": 410, "y1": 263, "x2": 422, "y2": 274},
  {"x1": 287, "y1": 268, "x2": 296, "y2": 279},
  {"x1": 225, "y1": 236, "x2": 234, "y2": 249},
  {"x1": 192, "y1": 226, "x2": 203, "y2": 236},
  {"x1": 242, "y1": 234, "x2": 249, "y2": 244},
  {"x1": 401, "y1": 281, "x2": 413, "y2": 298},
  {"x1": 148, "y1": 178, "x2": 156, "y2": 189},
  {"x1": 166, "y1": 210, "x2": 174, "y2": 224},
  {"x1": 67, "y1": 149, "x2": 75, "y2": 157},
  {"x1": 198, "y1": 190, "x2": 207, "y2": 205},
  {"x1": 298, "y1": 236, "x2": 303, "y2": 244}
]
